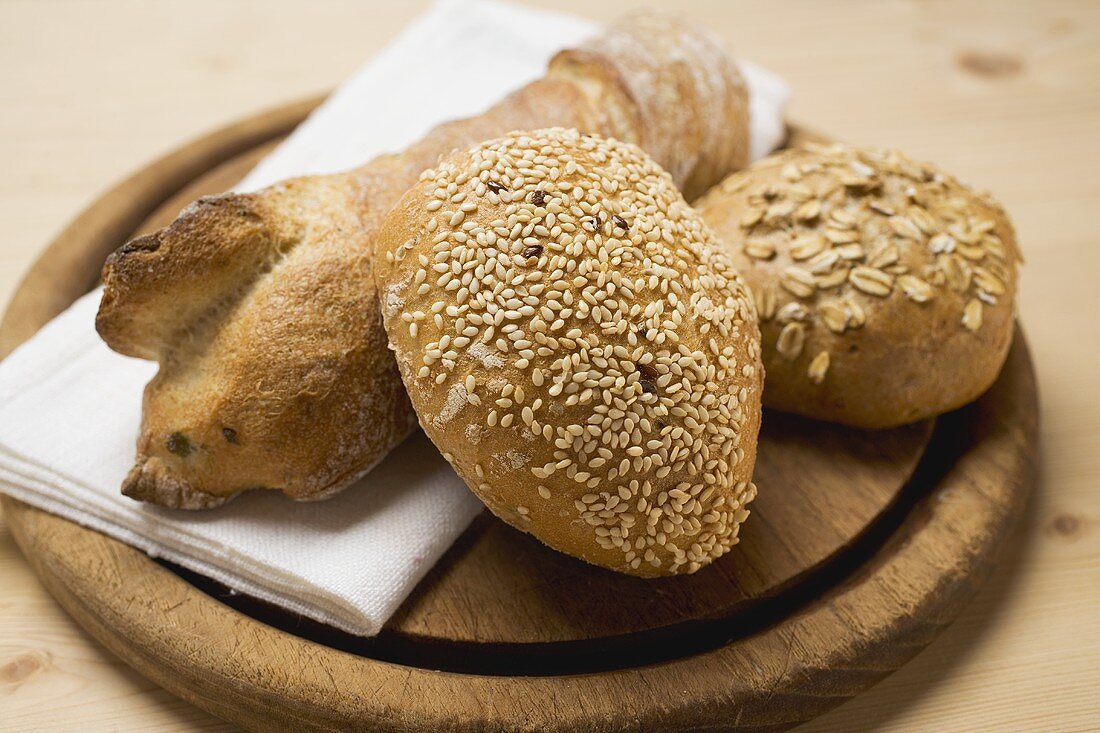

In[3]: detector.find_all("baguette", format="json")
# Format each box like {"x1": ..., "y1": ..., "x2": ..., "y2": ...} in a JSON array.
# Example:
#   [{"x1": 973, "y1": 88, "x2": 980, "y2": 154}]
[{"x1": 96, "y1": 14, "x2": 750, "y2": 508}]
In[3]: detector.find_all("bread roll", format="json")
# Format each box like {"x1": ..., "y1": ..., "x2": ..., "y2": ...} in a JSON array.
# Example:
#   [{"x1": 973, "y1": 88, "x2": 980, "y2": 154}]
[
  {"x1": 695, "y1": 142, "x2": 1021, "y2": 428},
  {"x1": 96, "y1": 14, "x2": 750, "y2": 509},
  {"x1": 375, "y1": 128, "x2": 763, "y2": 577}
]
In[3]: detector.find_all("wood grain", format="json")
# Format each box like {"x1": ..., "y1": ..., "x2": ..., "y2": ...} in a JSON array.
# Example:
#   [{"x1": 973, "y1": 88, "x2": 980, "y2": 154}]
[{"x1": 1, "y1": 1, "x2": 1096, "y2": 731}]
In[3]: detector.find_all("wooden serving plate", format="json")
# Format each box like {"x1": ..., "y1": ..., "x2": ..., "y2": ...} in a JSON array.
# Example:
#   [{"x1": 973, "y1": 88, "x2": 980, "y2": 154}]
[{"x1": 0, "y1": 99, "x2": 1038, "y2": 731}]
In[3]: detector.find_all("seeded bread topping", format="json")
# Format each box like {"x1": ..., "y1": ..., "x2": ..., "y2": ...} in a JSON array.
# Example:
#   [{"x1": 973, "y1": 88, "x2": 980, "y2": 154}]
[
  {"x1": 697, "y1": 142, "x2": 1021, "y2": 428},
  {"x1": 376, "y1": 128, "x2": 763, "y2": 576}
]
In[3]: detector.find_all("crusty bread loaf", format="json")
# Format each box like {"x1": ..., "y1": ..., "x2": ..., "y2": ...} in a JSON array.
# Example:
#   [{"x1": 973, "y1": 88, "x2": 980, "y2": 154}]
[
  {"x1": 96, "y1": 14, "x2": 750, "y2": 509},
  {"x1": 99, "y1": 173, "x2": 417, "y2": 509},
  {"x1": 548, "y1": 12, "x2": 749, "y2": 201},
  {"x1": 695, "y1": 142, "x2": 1021, "y2": 428},
  {"x1": 374, "y1": 129, "x2": 763, "y2": 577}
]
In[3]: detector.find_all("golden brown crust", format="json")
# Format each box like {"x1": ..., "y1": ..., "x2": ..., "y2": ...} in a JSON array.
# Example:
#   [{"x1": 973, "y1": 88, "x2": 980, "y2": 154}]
[
  {"x1": 97, "y1": 192, "x2": 289, "y2": 361},
  {"x1": 695, "y1": 143, "x2": 1021, "y2": 428},
  {"x1": 549, "y1": 12, "x2": 749, "y2": 201},
  {"x1": 101, "y1": 174, "x2": 419, "y2": 506},
  {"x1": 96, "y1": 15, "x2": 751, "y2": 509},
  {"x1": 375, "y1": 129, "x2": 763, "y2": 577}
]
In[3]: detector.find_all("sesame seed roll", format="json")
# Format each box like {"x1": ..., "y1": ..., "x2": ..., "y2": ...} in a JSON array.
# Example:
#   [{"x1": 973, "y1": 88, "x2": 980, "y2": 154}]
[{"x1": 376, "y1": 128, "x2": 763, "y2": 577}]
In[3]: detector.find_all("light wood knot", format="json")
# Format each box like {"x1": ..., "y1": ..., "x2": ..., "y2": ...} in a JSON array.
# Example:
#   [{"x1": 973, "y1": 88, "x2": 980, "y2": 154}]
[
  {"x1": 1048, "y1": 513, "x2": 1081, "y2": 539},
  {"x1": 0, "y1": 650, "x2": 52, "y2": 687},
  {"x1": 956, "y1": 50, "x2": 1023, "y2": 79}
]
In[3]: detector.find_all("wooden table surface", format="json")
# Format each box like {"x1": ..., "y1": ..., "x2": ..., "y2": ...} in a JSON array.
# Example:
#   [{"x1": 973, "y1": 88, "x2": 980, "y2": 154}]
[{"x1": 1, "y1": 1, "x2": 1097, "y2": 731}]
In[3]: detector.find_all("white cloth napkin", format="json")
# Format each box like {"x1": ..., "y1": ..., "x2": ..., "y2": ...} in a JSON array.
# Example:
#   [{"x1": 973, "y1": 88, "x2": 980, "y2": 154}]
[{"x1": 0, "y1": 0, "x2": 789, "y2": 636}]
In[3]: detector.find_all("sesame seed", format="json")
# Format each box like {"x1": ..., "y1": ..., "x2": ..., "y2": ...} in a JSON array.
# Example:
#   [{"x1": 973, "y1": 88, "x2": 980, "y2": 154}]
[{"x1": 388, "y1": 128, "x2": 762, "y2": 574}]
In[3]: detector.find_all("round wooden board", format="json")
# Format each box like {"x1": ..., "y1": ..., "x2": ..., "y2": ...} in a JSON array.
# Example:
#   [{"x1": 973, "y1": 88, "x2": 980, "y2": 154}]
[{"x1": 0, "y1": 99, "x2": 1038, "y2": 731}]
